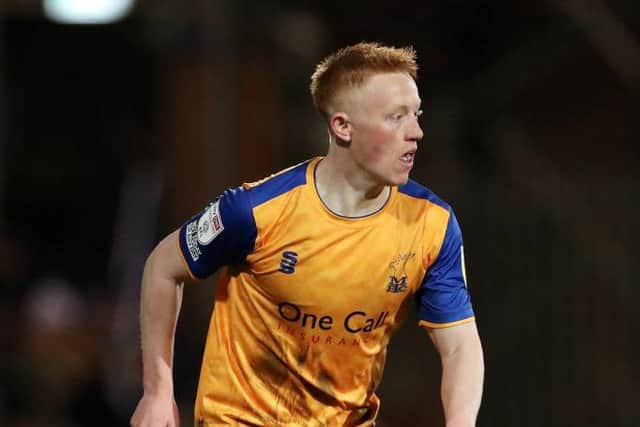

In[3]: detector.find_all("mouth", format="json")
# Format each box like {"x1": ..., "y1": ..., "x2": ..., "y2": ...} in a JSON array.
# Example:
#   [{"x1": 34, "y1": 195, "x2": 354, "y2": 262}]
[{"x1": 400, "y1": 149, "x2": 416, "y2": 165}]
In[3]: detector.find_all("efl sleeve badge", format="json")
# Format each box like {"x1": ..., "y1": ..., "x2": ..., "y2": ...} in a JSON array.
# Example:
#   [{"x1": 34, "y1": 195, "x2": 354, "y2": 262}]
[{"x1": 197, "y1": 200, "x2": 224, "y2": 245}]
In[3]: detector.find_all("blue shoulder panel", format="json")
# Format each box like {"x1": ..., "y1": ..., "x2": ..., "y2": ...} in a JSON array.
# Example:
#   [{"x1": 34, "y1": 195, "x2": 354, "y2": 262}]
[
  {"x1": 415, "y1": 211, "x2": 474, "y2": 323},
  {"x1": 398, "y1": 179, "x2": 450, "y2": 211},
  {"x1": 246, "y1": 160, "x2": 309, "y2": 208}
]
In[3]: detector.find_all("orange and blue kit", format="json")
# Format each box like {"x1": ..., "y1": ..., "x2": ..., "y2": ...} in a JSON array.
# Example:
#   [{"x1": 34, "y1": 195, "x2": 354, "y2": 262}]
[{"x1": 178, "y1": 157, "x2": 475, "y2": 426}]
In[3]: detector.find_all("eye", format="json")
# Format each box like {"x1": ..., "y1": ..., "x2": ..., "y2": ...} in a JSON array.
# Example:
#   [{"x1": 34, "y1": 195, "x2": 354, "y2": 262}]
[{"x1": 415, "y1": 109, "x2": 423, "y2": 118}]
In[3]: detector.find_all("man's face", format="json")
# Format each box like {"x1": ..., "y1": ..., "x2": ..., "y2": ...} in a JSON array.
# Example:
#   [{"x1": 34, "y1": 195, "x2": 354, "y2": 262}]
[{"x1": 345, "y1": 72, "x2": 424, "y2": 186}]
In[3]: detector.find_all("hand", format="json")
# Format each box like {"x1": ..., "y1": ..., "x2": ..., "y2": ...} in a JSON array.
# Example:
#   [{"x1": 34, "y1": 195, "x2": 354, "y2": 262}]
[{"x1": 131, "y1": 392, "x2": 180, "y2": 427}]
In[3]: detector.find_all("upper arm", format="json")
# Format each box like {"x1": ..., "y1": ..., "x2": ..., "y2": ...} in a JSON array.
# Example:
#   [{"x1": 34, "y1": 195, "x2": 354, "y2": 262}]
[
  {"x1": 426, "y1": 321, "x2": 481, "y2": 357},
  {"x1": 146, "y1": 229, "x2": 194, "y2": 283}
]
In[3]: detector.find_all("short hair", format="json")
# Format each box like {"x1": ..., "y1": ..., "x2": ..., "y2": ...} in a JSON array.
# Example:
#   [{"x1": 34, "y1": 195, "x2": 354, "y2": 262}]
[{"x1": 310, "y1": 42, "x2": 418, "y2": 118}]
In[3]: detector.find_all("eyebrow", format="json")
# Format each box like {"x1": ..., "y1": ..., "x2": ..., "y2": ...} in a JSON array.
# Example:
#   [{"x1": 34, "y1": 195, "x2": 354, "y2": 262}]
[{"x1": 392, "y1": 103, "x2": 422, "y2": 113}]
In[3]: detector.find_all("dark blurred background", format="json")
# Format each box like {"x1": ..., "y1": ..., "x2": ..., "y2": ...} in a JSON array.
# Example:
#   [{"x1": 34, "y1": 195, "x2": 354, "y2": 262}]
[{"x1": 1, "y1": 0, "x2": 638, "y2": 426}]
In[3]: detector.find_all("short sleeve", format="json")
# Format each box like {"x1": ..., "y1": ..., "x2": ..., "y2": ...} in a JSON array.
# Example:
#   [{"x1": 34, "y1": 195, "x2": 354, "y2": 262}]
[
  {"x1": 178, "y1": 186, "x2": 257, "y2": 279},
  {"x1": 416, "y1": 210, "x2": 474, "y2": 327}
]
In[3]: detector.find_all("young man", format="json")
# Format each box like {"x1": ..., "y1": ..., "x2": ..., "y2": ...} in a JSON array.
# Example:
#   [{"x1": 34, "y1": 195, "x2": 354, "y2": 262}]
[{"x1": 131, "y1": 42, "x2": 483, "y2": 427}]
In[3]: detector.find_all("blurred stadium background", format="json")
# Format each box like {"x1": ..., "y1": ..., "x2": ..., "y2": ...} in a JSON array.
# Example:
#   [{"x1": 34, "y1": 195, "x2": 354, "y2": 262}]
[{"x1": 1, "y1": 0, "x2": 638, "y2": 426}]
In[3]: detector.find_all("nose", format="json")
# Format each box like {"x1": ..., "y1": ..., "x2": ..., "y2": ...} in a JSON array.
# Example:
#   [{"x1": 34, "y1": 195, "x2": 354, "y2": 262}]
[{"x1": 407, "y1": 115, "x2": 424, "y2": 142}]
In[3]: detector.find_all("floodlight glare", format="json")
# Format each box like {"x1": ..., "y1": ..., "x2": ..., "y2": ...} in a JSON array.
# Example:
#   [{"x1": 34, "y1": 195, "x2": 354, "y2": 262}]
[{"x1": 44, "y1": 0, "x2": 135, "y2": 24}]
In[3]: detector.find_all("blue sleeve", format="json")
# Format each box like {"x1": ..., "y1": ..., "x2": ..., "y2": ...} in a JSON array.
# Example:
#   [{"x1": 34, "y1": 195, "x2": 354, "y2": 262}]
[
  {"x1": 178, "y1": 186, "x2": 257, "y2": 279},
  {"x1": 415, "y1": 210, "x2": 474, "y2": 323}
]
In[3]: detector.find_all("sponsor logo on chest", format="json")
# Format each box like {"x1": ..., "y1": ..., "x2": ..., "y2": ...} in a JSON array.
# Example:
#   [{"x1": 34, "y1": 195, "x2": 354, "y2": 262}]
[{"x1": 278, "y1": 301, "x2": 389, "y2": 334}]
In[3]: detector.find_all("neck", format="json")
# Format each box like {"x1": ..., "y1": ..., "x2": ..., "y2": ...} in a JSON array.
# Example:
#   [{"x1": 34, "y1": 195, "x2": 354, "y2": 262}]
[{"x1": 315, "y1": 150, "x2": 390, "y2": 217}]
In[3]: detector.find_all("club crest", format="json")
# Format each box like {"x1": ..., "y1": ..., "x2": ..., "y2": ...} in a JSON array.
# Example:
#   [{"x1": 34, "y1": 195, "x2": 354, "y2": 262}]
[{"x1": 386, "y1": 252, "x2": 415, "y2": 293}]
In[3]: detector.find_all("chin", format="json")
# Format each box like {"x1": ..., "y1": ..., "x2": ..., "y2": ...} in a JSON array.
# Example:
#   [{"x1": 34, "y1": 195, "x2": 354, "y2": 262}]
[
  {"x1": 369, "y1": 166, "x2": 410, "y2": 187},
  {"x1": 395, "y1": 177, "x2": 410, "y2": 186},
  {"x1": 383, "y1": 174, "x2": 410, "y2": 187},
  {"x1": 392, "y1": 170, "x2": 412, "y2": 186}
]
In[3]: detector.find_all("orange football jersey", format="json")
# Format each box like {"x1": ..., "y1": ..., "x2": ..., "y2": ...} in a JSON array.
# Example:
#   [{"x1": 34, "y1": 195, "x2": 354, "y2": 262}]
[{"x1": 178, "y1": 157, "x2": 474, "y2": 426}]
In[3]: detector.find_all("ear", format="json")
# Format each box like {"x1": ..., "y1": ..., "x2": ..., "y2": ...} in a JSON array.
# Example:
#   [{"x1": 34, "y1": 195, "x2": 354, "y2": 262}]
[{"x1": 328, "y1": 112, "x2": 352, "y2": 143}]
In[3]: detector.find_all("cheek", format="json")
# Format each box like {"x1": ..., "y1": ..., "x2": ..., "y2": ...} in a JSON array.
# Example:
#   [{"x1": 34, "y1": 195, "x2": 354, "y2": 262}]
[{"x1": 358, "y1": 127, "x2": 394, "y2": 163}]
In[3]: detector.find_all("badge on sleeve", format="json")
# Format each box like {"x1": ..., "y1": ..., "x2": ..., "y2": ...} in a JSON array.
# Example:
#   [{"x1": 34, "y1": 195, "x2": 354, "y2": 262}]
[{"x1": 197, "y1": 200, "x2": 224, "y2": 245}]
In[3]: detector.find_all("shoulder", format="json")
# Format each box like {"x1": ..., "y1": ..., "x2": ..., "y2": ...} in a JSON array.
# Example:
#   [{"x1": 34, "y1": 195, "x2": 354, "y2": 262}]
[
  {"x1": 242, "y1": 159, "x2": 313, "y2": 208},
  {"x1": 397, "y1": 179, "x2": 451, "y2": 212}
]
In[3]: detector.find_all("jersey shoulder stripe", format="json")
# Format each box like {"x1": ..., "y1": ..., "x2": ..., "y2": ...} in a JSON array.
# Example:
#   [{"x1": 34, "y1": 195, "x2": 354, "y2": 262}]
[
  {"x1": 398, "y1": 179, "x2": 450, "y2": 211},
  {"x1": 243, "y1": 159, "x2": 310, "y2": 207}
]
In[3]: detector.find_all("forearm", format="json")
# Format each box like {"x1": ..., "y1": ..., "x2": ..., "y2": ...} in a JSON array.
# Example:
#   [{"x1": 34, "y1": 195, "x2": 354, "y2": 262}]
[
  {"x1": 139, "y1": 236, "x2": 185, "y2": 394},
  {"x1": 440, "y1": 332, "x2": 484, "y2": 427}
]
